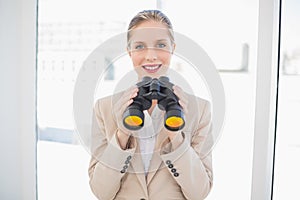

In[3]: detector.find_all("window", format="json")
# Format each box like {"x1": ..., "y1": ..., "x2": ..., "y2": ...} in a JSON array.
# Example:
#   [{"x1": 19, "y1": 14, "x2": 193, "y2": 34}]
[
  {"x1": 273, "y1": 0, "x2": 300, "y2": 199},
  {"x1": 37, "y1": 0, "x2": 263, "y2": 199},
  {"x1": 37, "y1": 1, "x2": 157, "y2": 199}
]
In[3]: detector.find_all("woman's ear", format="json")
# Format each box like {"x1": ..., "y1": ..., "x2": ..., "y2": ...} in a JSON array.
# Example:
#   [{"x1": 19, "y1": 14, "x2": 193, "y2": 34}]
[
  {"x1": 127, "y1": 47, "x2": 132, "y2": 57},
  {"x1": 171, "y1": 43, "x2": 176, "y2": 54}
]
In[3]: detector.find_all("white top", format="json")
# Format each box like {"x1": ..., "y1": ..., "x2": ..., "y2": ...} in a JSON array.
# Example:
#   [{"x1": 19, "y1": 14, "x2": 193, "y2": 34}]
[{"x1": 137, "y1": 105, "x2": 163, "y2": 175}]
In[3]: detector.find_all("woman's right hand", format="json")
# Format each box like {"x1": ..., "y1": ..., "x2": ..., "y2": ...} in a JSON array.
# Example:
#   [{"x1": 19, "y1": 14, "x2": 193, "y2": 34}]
[{"x1": 112, "y1": 86, "x2": 139, "y2": 149}]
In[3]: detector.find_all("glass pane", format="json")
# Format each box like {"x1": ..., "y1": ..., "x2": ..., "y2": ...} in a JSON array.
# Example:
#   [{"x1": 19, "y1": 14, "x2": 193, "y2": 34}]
[
  {"x1": 273, "y1": 0, "x2": 300, "y2": 199},
  {"x1": 37, "y1": 0, "x2": 259, "y2": 199},
  {"x1": 37, "y1": 0, "x2": 156, "y2": 199},
  {"x1": 160, "y1": 0, "x2": 258, "y2": 199},
  {"x1": 161, "y1": 0, "x2": 254, "y2": 72}
]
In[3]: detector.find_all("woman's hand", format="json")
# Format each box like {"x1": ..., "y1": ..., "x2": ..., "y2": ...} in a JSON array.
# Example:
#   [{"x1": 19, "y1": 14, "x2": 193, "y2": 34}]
[
  {"x1": 113, "y1": 86, "x2": 138, "y2": 149},
  {"x1": 164, "y1": 85, "x2": 188, "y2": 146},
  {"x1": 173, "y1": 85, "x2": 188, "y2": 115}
]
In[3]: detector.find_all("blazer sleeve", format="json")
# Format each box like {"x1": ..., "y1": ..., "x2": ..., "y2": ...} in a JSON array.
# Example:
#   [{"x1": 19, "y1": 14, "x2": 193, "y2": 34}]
[
  {"x1": 88, "y1": 99, "x2": 136, "y2": 200},
  {"x1": 160, "y1": 100, "x2": 213, "y2": 200}
]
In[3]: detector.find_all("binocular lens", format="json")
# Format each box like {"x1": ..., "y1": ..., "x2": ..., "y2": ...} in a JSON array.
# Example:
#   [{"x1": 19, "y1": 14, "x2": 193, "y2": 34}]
[
  {"x1": 123, "y1": 108, "x2": 144, "y2": 130},
  {"x1": 124, "y1": 115, "x2": 143, "y2": 127},
  {"x1": 165, "y1": 116, "x2": 184, "y2": 128}
]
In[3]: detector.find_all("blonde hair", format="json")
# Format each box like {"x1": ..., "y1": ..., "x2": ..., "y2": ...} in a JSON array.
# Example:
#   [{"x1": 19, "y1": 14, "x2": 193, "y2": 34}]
[{"x1": 127, "y1": 10, "x2": 175, "y2": 46}]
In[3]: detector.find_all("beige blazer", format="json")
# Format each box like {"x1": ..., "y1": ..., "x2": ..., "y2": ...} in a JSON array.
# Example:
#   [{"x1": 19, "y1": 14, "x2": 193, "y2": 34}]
[{"x1": 88, "y1": 91, "x2": 213, "y2": 200}]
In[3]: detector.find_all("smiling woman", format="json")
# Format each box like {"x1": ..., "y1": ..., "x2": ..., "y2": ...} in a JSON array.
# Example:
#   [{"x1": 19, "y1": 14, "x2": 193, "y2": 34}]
[{"x1": 88, "y1": 10, "x2": 213, "y2": 200}]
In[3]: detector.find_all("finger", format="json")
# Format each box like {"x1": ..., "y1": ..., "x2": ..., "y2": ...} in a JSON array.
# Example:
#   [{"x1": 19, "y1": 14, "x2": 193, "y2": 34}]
[
  {"x1": 114, "y1": 99, "x2": 134, "y2": 126},
  {"x1": 122, "y1": 86, "x2": 139, "y2": 100},
  {"x1": 115, "y1": 97, "x2": 134, "y2": 114},
  {"x1": 173, "y1": 85, "x2": 188, "y2": 104},
  {"x1": 173, "y1": 85, "x2": 184, "y2": 97},
  {"x1": 113, "y1": 88, "x2": 136, "y2": 114},
  {"x1": 173, "y1": 85, "x2": 189, "y2": 114},
  {"x1": 121, "y1": 86, "x2": 138, "y2": 109},
  {"x1": 120, "y1": 99, "x2": 133, "y2": 113},
  {"x1": 130, "y1": 88, "x2": 138, "y2": 98},
  {"x1": 116, "y1": 87, "x2": 138, "y2": 109},
  {"x1": 178, "y1": 99, "x2": 188, "y2": 114}
]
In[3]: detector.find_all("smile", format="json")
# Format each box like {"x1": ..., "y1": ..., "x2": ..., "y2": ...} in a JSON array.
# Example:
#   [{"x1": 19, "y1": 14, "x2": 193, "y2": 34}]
[{"x1": 142, "y1": 64, "x2": 162, "y2": 73}]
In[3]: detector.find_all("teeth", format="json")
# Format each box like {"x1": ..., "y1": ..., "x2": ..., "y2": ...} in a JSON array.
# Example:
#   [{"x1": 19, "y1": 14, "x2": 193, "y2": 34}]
[{"x1": 143, "y1": 65, "x2": 160, "y2": 70}]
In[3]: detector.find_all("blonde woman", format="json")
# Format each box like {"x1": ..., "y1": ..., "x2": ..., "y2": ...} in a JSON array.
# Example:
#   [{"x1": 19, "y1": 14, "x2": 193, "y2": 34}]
[{"x1": 89, "y1": 10, "x2": 213, "y2": 200}]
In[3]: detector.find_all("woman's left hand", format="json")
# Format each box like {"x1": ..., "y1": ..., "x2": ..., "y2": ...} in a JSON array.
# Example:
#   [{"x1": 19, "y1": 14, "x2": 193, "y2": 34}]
[
  {"x1": 173, "y1": 85, "x2": 188, "y2": 115},
  {"x1": 164, "y1": 85, "x2": 188, "y2": 142}
]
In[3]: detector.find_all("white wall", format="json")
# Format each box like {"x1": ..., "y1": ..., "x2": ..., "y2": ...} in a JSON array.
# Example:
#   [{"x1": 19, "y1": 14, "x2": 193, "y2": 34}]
[{"x1": 0, "y1": 0, "x2": 36, "y2": 199}]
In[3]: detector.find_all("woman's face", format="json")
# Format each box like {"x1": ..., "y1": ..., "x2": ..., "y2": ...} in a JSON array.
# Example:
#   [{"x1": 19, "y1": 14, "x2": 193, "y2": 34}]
[{"x1": 127, "y1": 21, "x2": 175, "y2": 80}]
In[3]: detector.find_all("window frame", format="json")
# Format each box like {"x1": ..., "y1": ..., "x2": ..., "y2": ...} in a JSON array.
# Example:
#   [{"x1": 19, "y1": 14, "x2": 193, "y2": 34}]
[
  {"x1": 251, "y1": 0, "x2": 281, "y2": 199},
  {"x1": 11, "y1": 0, "x2": 281, "y2": 199}
]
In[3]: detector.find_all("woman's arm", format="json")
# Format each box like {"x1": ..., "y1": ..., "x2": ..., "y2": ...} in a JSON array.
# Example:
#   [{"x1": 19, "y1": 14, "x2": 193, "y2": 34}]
[
  {"x1": 88, "y1": 99, "x2": 136, "y2": 200},
  {"x1": 160, "y1": 100, "x2": 213, "y2": 200}
]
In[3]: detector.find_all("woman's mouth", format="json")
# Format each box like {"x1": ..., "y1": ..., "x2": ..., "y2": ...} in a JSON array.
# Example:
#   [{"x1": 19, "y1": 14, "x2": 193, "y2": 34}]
[{"x1": 142, "y1": 64, "x2": 162, "y2": 73}]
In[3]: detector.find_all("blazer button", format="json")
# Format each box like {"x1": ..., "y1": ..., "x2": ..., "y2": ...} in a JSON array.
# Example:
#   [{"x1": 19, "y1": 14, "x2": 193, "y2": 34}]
[
  {"x1": 166, "y1": 160, "x2": 171, "y2": 165},
  {"x1": 140, "y1": 198, "x2": 146, "y2": 200},
  {"x1": 168, "y1": 164, "x2": 174, "y2": 168},
  {"x1": 127, "y1": 155, "x2": 132, "y2": 160},
  {"x1": 120, "y1": 169, "x2": 126, "y2": 173},
  {"x1": 171, "y1": 168, "x2": 176, "y2": 173},
  {"x1": 173, "y1": 172, "x2": 179, "y2": 177}
]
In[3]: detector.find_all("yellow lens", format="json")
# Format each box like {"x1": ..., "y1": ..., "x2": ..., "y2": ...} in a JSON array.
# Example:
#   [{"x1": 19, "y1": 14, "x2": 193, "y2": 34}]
[
  {"x1": 165, "y1": 116, "x2": 184, "y2": 128},
  {"x1": 124, "y1": 116, "x2": 143, "y2": 126}
]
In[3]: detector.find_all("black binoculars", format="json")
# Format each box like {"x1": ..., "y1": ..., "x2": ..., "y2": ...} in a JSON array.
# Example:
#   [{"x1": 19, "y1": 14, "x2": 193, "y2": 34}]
[{"x1": 122, "y1": 76, "x2": 185, "y2": 131}]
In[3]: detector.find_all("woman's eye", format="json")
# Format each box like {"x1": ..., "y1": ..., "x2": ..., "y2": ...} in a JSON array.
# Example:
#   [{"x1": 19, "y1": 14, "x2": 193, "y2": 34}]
[
  {"x1": 157, "y1": 43, "x2": 166, "y2": 48},
  {"x1": 135, "y1": 44, "x2": 144, "y2": 50}
]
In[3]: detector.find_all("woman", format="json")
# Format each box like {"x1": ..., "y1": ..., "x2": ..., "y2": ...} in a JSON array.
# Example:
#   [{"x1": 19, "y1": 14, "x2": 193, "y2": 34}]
[{"x1": 89, "y1": 10, "x2": 213, "y2": 200}]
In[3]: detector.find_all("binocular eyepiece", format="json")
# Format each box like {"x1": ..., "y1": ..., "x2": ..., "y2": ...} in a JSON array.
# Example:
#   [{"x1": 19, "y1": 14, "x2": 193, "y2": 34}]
[{"x1": 122, "y1": 76, "x2": 185, "y2": 131}]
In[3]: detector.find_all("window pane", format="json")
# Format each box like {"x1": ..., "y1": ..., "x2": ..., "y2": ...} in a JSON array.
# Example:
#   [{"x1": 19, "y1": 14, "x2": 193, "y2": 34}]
[
  {"x1": 161, "y1": 0, "x2": 255, "y2": 72},
  {"x1": 37, "y1": 0, "x2": 156, "y2": 199},
  {"x1": 37, "y1": 0, "x2": 259, "y2": 199},
  {"x1": 273, "y1": 0, "x2": 300, "y2": 199},
  {"x1": 160, "y1": 0, "x2": 258, "y2": 199}
]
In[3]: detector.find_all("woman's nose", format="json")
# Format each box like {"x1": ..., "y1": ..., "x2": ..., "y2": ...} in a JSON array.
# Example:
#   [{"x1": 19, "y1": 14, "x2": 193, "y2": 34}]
[{"x1": 145, "y1": 47, "x2": 157, "y2": 61}]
